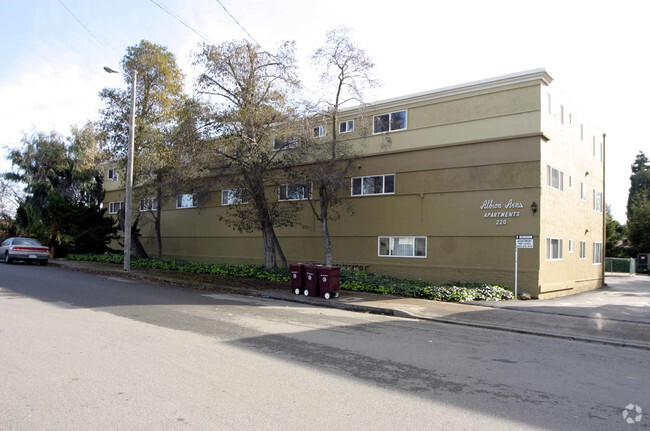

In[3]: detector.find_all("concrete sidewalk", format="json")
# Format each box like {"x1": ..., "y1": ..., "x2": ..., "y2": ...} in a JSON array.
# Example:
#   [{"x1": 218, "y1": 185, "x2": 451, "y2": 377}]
[{"x1": 49, "y1": 259, "x2": 650, "y2": 351}]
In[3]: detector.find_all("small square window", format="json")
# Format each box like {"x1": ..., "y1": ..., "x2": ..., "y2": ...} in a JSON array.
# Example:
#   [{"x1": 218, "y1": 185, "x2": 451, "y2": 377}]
[
  {"x1": 339, "y1": 120, "x2": 354, "y2": 134},
  {"x1": 313, "y1": 125, "x2": 326, "y2": 138},
  {"x1": 107, "y1": 168, "x2": 118, "y2": 181},
  {"x1": 176, "y1": 194, "x2": 197, "y2": 208}
]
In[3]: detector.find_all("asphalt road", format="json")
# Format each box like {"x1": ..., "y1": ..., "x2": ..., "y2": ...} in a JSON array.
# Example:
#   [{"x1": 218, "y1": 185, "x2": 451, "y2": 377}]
[{"x1": 1, "y1": 263, "x2": 648, "y2": 430}]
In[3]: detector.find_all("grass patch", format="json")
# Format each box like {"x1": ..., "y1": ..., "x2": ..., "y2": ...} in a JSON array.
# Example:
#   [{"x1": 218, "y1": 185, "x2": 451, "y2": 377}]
[{"x1": 66, "y1": 254, "x2": 514, "y2": 302}]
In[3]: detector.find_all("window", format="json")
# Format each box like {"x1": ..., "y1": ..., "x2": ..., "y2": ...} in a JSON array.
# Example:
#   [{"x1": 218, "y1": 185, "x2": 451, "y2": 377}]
[
  {"x1": 221, "y1": 189, "x2": 249, "y2": 205},
  {"x1": 593, "y1": 242, "x2": 603, "y2": 264},
  {"x1": 313, "y1": 125, "x2": 326, "y2": 138},
  {"x1": 108, "y1": 201, "x2": 123, "y2": 214},
  {"x1": 593, "y1": 190, "x2": 603, "y2": 213},
  {"x1": 176, "y1": 194, "x2": 197, "y2": 208},
  {"x1": 580, "y1": 182, "x2": 587, "y2": 201},
  {"x1": 373, "y1": 110, "x2": 406, "y2": 134},
  {"x1": 107, "y1": 168, "x2": 118, "y2": 181},
  {"x1": 139, "y1": 197, "x2": 158, "y2": 212},
  {"x1": 569, "y1": 175, "x2": 574, "y2": 189},
  {"x1": 547, "y1": 93, "x2": 552, "y2": 113},
  {"x1": 580, "y1": 124, "x2": 584, "y2": 141},
  {"x1": 547, "y1": 165, "x2": 564, "y2": 191},
  {"x1": 546, "y1": 237, "x2": 563, "y2": 260},
  {"x1": 580, "y1": 241, "x2": 586, "y2": 259},
  {"x1": 339, "y1": 120, "x2": 354, "y2": 134},
  {"x1": 278, "y1": 183, "x2": 311, "y2": 201},
  {"x1": 273, "y1": 136, "x2": 298, "y2": 151},
  {"x1": 351, "y1": 174, "x2": 395, "y2": 196},
  {"x1": 560, "y1": 105, "x2": 564, "y2": 124},
  {"x1": 378, "y1": 236, "x2": 427, "y2": 258},
  {"x1": 568, "y1": 239, "x2": 574, "y2": 253}
]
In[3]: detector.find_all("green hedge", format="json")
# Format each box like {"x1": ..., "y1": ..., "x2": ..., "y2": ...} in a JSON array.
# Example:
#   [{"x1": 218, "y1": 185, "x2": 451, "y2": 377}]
[{"x1": 66, "y1": 254, "x2": 514, "y2": 302}]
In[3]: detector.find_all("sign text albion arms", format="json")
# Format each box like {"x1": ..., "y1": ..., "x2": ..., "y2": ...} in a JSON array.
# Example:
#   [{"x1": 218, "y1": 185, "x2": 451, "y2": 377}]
[{"x1": 480, "y1": 199, "x2": 524, "y2": 225}]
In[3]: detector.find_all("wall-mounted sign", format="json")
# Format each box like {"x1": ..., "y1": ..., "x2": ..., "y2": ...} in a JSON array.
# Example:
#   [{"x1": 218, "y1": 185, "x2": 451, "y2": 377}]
[
  {"x1": 516, "y1": 235, "x2": 534, "y2": 248},
  {"x1": 480, "y1": 199, "x2": 524, "y2": 226}
]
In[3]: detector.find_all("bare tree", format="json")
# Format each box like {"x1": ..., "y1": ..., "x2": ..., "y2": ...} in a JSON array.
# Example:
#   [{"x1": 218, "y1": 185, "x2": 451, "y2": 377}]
[
  {"x1": 292, "y1": 27, "x2": 379, "y2": 265},
  {"x1": 193, "y1": 40, "x2": 302, "y2": 268}
]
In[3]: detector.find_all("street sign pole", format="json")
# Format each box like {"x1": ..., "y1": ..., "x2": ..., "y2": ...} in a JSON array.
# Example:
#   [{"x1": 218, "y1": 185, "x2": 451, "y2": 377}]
[
  {"x1": 514, "y1": 235, "x2": 533, "y2": 299},
  {"x1": 514, "y1": 247, "x2": 518, "y2": 298}
]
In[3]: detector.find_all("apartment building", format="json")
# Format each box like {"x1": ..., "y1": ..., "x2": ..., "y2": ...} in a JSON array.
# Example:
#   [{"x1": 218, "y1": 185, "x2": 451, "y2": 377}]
[{"x1": 104, "y1": 69, "x2": 605, "y2": 298}]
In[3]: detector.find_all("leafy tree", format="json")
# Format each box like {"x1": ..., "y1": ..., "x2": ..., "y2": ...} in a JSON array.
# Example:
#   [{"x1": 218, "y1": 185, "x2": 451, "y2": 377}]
[
  {"x1": 99, "y1": 40, "x2": 204, "y2": 258},
  {"x1": 627, "y1": 190, "x2": 650, "y2": 254},
  {"x1": 605, "y1": 205, "x2": 625, "y2": 257},
  {"x1": 290, "y1": 27, "x2": 378, "y2": 265},
  {"x1": 193, "y1": 39, "x2": 301, "y2": 268},
  {"x1": 3, "y1": 125, "x2": 117, "y2": 254},
  {"x1": 626, "y1": 151, "x2": 650, "y2": 254}
]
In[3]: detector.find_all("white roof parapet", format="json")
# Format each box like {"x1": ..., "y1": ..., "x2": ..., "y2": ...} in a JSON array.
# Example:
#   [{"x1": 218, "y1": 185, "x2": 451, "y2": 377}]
[{"x1": 341, "y1": 68, "x2": 553, "y2": 114}]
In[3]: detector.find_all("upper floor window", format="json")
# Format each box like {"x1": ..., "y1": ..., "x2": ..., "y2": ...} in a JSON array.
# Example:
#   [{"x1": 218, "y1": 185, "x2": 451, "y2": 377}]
[
  {"x1": 222, "y1": 189, "x2": 249, "y2": 205},
  {"x1": 351, "y1": 174, "x2": 395, "y2": 196},
  {"x1": 107, "y1": 167, "x2": 118, "y2": 181},
  {"x1": 547, "y1": 165, "x2": 564, "y2": 191},
  {"x1": 593, "y1": 190, "x2": 603, "y2": 213},
  {"x1": 378, "y1": 236, "x2": 427, "y2": 258},
  {"x1": 273, "y1": 136, "x2": 298, "y2": 151},
  {"x1": 579, "y1": 241, "x2": 586, "y2": 259},
  {"x1": 339, "y1": 120, "x2": 354, "y2": 134},
  {"x1": 108, "y1": 201, "x2": 123, "y2": 214},
  {"x1": 278, "y1": 183, "x2": 312, "y2": 201},
  {"x1": 313, "y1": 125, "x2": 326, "y2": 138},
  {"x1": 139, "y1": 197, "x2": 158, "y2": 212},
  {"x1": 373, "y1": 110, "x2": 406, "y2": 134},
  {"x1": 176, "y1": 194, "x2": 197, "y2": 209}
]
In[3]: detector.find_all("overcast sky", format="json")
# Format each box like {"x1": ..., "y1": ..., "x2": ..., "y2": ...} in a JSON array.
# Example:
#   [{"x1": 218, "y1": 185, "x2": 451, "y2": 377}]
[{"x1": 0, "y1": 0, "x2": 648, "y2": 222}]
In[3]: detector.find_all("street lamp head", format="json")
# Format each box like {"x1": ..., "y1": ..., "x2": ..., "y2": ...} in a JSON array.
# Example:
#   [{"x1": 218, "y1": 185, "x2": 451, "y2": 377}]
[{"x1": 104, "y1": 66, "x2": 119, "y2": 74}]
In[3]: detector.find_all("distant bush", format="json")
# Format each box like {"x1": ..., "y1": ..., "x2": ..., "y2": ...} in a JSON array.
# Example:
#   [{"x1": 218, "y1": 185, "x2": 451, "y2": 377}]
[{"x1": 66, "y1": 254, "x2": 513, "y2": 302}]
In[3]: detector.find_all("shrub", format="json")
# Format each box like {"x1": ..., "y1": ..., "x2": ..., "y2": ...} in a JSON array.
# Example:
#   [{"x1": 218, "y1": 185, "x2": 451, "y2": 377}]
[{"x1": 65, "y1": 254, "x2": 512, "y2": 302}]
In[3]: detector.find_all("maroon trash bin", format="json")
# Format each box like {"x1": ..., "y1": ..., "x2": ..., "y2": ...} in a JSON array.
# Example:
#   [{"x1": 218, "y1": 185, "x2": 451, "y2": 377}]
[
  {"x1": 303, "y1": 264, "x2": 320, "y2": 297},
  {"x1": 289, "y1": 263, "x2": 304, "y2": 295},
  {"x1": 318, "y1": 266, "x2": 341, "y2": 300}
]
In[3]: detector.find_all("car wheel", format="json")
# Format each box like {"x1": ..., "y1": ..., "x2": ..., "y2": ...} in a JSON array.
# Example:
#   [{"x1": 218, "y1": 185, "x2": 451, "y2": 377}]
[{"x1": 5, "y1": 252, "x2": 12, "y2": 264}]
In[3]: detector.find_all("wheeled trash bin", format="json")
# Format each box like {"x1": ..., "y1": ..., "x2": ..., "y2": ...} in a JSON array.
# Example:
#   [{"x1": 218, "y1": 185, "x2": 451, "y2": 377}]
[
  {"x1": 318, "y1": 266, "x2": 341, "y2": 300},
  {"x1": 289, "y1": 263, "x2": 304, "y2": 295},
  {"x1": 303, "y1": 264, "x2": 320, "y2": 297}
]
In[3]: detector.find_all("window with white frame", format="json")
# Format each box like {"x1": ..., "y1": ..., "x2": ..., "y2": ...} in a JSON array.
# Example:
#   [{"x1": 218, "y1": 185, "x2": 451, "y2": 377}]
[
  {"x1": 339, "y1": 120, "x2": 354, "y2": 134},
  {"x1": 568, "y1": 239, "x2": 574, "y2": 253},
  {"x1": 546, "y1": 237, "x2": 563, "y2": 260},
  {"x1": 351, "y1": 174, "x2": 395, "y2": 196},
  {"x1": 139, "y1": 197, "x2": 158, "y2": 212},
  {"x1": 107, "y1": 167, "x2": 118, "y2": 181},
  {"x1": 373, "y1": 110, "x2": 406, "y2": 134},
  {"x1": 569, "y1": 175, "x2": 574, "y2": 189},
  {"x1": 313, "y1": 125, "x2": 326, "y2": 138},
  {"x1": 221, "y1": 189, "x2": 249, "y2": 205},
  {"x1": 580, "y1": 182, "x2": 587, "y2": 201},
  {"x1": 593, "y1": 242, "x2": 603, "y2": 264},
  {"x1": 580, "y1": 241, "x2": 586, "y2": 259},
  {"x1": 176, "y1": 194, "x2": 197, "y2": 208},
  {"x1": 108, "y1": 201, "x2": 123, "y2": 214},
  {"x1": 593, "y1": 190, "x2": 603, "y2": 213},
  {"x1": 273, "y1": 136, "x2": 298, "y2": 151},
  {"x1": 278, "y1": 183, "x2": 311, "y2": 201},
  {"x1": 547, "y1": 165, "x2": 564, "y2": 191},
  {"x1": 378, "y1": 236, "x2": 427, "y2": 258}
]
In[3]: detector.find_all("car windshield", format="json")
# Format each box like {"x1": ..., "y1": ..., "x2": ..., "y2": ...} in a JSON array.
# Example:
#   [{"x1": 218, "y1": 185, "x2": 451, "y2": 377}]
[{"x1": 13, "y1": 238, "x2": 43, "y2": 246}]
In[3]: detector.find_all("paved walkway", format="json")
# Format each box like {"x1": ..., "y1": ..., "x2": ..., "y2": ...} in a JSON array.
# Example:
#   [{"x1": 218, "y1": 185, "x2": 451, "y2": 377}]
[{"x1": 49, "y1": 260, "x2": 650, "y2": 351}]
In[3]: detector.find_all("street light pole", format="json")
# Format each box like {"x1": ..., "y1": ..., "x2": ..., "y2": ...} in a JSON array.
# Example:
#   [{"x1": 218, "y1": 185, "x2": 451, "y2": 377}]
[{"x1": 104, "y1": 66, "x2": 137, "y2": 271}]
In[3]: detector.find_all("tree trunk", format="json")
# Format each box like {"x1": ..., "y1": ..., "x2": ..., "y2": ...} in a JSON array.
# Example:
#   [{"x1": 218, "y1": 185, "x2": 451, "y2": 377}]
[
  {"x1": 155, "y1": 187, "x2": 163, "y2": 258},
  {"x1": 261, "y1": 220, "x2": 276, "y2": 268},
  {"x1": 320, "y1": 186, "x2": 333, "y2": 266},
  {"x1": 117, "y1": 209, "x2": 148, "y2": 259},
  {"x1": 272, "y1": 230, "x2": 288, "y2": 268}
]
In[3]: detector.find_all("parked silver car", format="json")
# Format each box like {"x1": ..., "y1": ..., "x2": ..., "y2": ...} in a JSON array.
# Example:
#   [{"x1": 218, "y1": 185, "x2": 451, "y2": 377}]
[{"x1": 0, "y1": 237, "x2": 50, "y2": 265}]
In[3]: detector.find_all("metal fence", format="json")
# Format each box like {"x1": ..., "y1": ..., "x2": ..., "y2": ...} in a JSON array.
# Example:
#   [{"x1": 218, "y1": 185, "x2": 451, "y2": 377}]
[{"x1": 604, "y1": 258, "x2": 636, "y2": 274}]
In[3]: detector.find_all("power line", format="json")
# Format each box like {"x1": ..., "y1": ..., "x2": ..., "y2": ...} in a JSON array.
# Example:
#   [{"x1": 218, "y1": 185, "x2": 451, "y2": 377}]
[
  {"x1": 57, "y1": 0, "x2": 118, "y2": 59},
  {"x1": 148, "y1": 0, "x2": 213, "y2": 44},
  {"x1": 212, "y1": 0, "x2": 264, "y2": 49}
]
